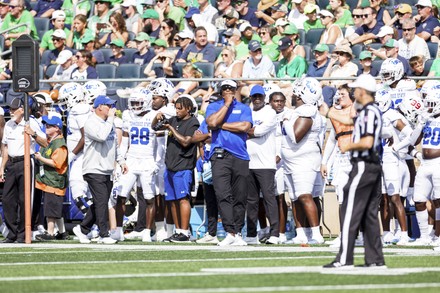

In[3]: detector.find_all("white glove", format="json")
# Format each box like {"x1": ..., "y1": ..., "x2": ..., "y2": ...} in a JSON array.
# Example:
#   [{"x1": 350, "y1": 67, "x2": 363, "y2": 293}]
[
  {"x1": 416, "y1": 151, "x2": 423, "y2": 162},
  {"x1": 68, "y1": 152, "x2": 78, "y2": 165},
  {"x1": 152, "y1": 164, "x2": 160, "y2": 175},
  {"x1": 419, "y1": 110, "x2": 434, "y2": 126}
]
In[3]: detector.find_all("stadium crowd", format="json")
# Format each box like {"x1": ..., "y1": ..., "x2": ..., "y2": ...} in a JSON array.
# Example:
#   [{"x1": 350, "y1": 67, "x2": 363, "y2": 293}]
[{"x1": 0, "y1": 1, "x2": 440, "y2": 263}]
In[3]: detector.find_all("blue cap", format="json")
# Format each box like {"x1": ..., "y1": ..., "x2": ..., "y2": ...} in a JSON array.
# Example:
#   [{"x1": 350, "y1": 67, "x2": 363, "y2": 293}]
[
  {"x1": 93, "y1": 95, "x2": 117, "y2": 108},
  {"x1": 185, "y1": 7, "x2": 200, "y2": 19},
  {"x1": 248, "y1": 40, "x2": 261, "y2": 52},
  {"x1": 42, "y1": 115, "x2": 63, "y2": 129},
  {"x1": 250, "y1": 85, "x2": 265, "y2": 96}
]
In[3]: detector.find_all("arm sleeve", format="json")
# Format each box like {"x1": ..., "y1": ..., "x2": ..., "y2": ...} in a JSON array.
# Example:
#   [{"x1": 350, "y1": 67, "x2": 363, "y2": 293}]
[
  {"x1": 253, "y1": 109, "x2": 276, "y2": 137},
  {"x1": 322, "y1": 128, "x2": 336, "y2": 165}
]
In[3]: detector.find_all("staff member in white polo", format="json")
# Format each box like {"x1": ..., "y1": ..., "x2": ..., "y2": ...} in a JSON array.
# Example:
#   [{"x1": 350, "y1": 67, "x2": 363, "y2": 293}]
[{"x1": 0, "y1": 98, "x2": 47, "y2": 243}]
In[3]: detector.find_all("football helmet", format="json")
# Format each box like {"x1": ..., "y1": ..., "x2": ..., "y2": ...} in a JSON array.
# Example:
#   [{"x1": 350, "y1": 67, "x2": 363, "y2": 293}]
[
  {"x1": 375, "y1": 88, "x2": 392, "y2": 113},
  {"x1": 83, "y1": 80, "x2": 107, "y2": 105},
  {"x1": 148, "y1": 78, "x2": 175, "y2": 100},
  {"x1": 380, "y1": 58, "x2": 404, "y2": 86},
  {"x1": 420, "y1": 80, "x2": 440, "y2": 97},
  {"x1": 398, "y1": 93, "x2": 425, "y2": 125},
  {"x1": 423, "y1": 90, "x2": 440, "y2": 116},
  {"x1": 58, "y1": 82, "x2": 84, "y2": 111},
  {"x1": 395, "y1": 79, "x2": 416, "y2": 91},
  {"x1": 296, "y1": 77, "x2": 322, "y2": 106},
  {"x1": 263, "y1": 83, "x2": 281, "y2": 104},
  {"x1": 128, "y1": 87, "x2": 152, "y2": 115}
]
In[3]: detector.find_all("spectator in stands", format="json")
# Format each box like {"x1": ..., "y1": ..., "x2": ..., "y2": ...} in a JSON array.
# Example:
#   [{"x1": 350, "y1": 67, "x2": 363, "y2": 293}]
[
  {"x1": 369, "y1": 0, "x2": 391, "y2": 27},
  {"x1": 50, "y1": 50, "x2": 76, "y2": 89},
  {"x1": 67, "y1": 14, "x2": 94, "y2": 51},
  {"x1": 98, "y1": 11, "x2": 129, "y2": 48},
  {"x1": 88, "y1": 0, "x2": 113, "y2": 35},
  {"x1": 428, "y1": 56, "x2": 440, "y2": 76},
  {"x1": 319, "y1": 10, "x2": 344, "y2": 45},
  {"x1": 1, "y1": 0, "x2": 39, "y2": 48},
  {"x1": 178, "y1": 27, "x2": 217, "y2": 63},
  {"x1": 255, "y1": 3, "x2": 287, "y2": 26},
  {"x1": 365, "y1": 26, "x2": 394, "y2": 61},
  {"x1": 190, "y1": 12, "x2": 219, "y2": 44},
  {"x1": 156, "y1": 0, "x2": 185, "y2": 31},
  {"x1": 281, "y1": 24, "x2": 306, "y2": 59},
  {"x1": 171, "y1": 63, "x2": 202, "y2": 102},
  {"x1": 303, "y1": 3, "x2": 324, "y2": 32},
  {"x1": 398, "y1": 18, "x2": 431, "y2": 61},
  {"x1": 223, "y1": 8, "x2": 239, "y2": 29},
  {"x1": 131, "y1": 32, "x2": 154, "y2": 65},
  {"x1": 143, "y1": 39, "x2": 174, "y2": 78},
  {"x1": 121, "y1": 0, "x2": 141, "y2": 35},
  {"x1": 82, "y1": 34, "x2": 105, "y2": 65},
  {"x1": 30, "y1": 0, "x2": 62, "y2": 18},
  {"x1": 329, "y1": 0, "x2": 353, "y2": 28},
  {"x1": 382, "y1": 39, "x2": 411, "y2": 75},
  {"x1": 40, "y1": 10, "x2": 71, "y2": 55},
  {"x1": 357, "y1": 50, "x2": 378, "y2": 76},
  {"x1": 44, "y1": 29, "x2": 74, "y2": 69},
  {"x1": 214, "y1": 45, "x2": 243, "y2": 80},
  {"x1": 287, "y1": 0, "x2": 308, "y2": 30},
  {"x1": 322, "y1": 45, "x2": 358, "y2": 87},
  {"x1": 344, "y1": 6, "x2": 363, "y2": 38},
  {"x1": 0, "y1": 57, "x2": 11, "y2": 98},
  {"x1": 414, "y1": 0, "x2": 440, "y2": 42},
  {"x1": 61, "y1": 0, "x2": 90, "y2": 27},
  {"x1": 307, "y1": 44, "x2": 331, "y2": 78},
  {"x1": 239, "y1": 22, "x2": 260, "y2": 45},
  {"x1": 213, "y1": 0, "x2": 232, "y2": 30},
  {"x1": 234, "y1": 0, "x2": 259, "y2": 28},
  {"x1": 0, "y1": 0, "x2": 10, "y2": 28},
  {"x1": 223, "y1": 28, "x2": 248, "y2": 60},
  {"x1": 342, "y1": 6, "x2": 381, "y2": 46},
  {"x1": 273, "y1": 17, "x2": 289, "y2": 42},
  {"x1": 108, "y1": 39, "x2": 129, "y2": 66},
  {"x1": 276, "y1": 36, "x2": 307, "y2": 79},
  {"x1": 71, "y1": 50, "x2": 98, "y2": 80},
  {"x1": 140, "y1": 0, "x2": 155, "y2": 11},
  {"x1": 160, "y1": 18, "x2": 179, "y2": 48},
  {"x1": 409, "y1": 55, "x2": 429, "y2": 77},
  {"x1": 198, "y1": 0, "x2": 217, "y2": 24},
  {"x1": 142, "y1": 9, "x2": 161, "y2": 39},
  {"x1": 175, "y1": 30, "x2": 194, "y2": 60},
  {"x1": 259, "y1": 25, "x2": 280, "y2": 62},
  {"x1": 386, "y1": 4, "x2": 412, "y2": 39}
]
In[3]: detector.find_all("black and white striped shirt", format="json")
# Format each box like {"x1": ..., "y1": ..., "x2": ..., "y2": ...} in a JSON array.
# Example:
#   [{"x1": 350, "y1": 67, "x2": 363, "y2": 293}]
[{"x1": 351, "y1": 102, "x2": 383, "y2": 162}]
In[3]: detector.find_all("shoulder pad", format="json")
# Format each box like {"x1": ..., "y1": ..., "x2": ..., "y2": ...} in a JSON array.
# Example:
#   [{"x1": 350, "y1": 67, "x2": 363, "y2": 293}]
[
  {"x1": 70, "y1": 103, "x2": 91, "y2": 115},
  {"x1": 294, "y1": 104, "x2": 317, "y2": 118}
]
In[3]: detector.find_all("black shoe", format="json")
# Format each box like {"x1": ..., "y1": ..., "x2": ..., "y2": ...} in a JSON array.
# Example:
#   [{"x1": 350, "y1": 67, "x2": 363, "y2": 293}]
[
  {"x1": 170, "y1": 233, "x2": 190, "y2": 243},
  {"x1": 1, "y1": 238, "x2": 15, "y2": 244},
  {"x1": 36, "y1": 233, "x2": 56, "y2": 241},
  {"x1": 162, "y1": 233, "x2": 178, "y2": 242},
  {"x1": 357, "y1": 262, "x2": 387, "y2": 268},
  {"x1": 55, "y1": 232, "x2": 70, "y2": 240},
  {"x1": 323, "y1": 261, "x2": 354, "y2": 268}
]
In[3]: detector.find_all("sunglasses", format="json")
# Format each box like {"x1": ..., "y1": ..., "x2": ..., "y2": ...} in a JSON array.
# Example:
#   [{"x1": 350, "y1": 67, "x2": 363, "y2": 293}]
[
  {"x1": 76, "y1": 55, "x2": 83, "y2": 58},
  {"x1": 362, "y1": 14, "x2": 371, "y2": 18},
  {"x1": 52, "y1": 37, "x2": 62, "y2": 42},
  {"x1": 336, "y1": 52, "x2": 348, "y2": 56},
  {"x1": 157, "y1": 0, "x2": 165, "y2": 3},
  {"x1": 8, "y1": 5, "x2": 17, "y2": 8},
  {"x1": 161, "y1": 26, "x2": 168, "y2": 29},
  {"x1": 174, "y1": 38, "x2": 180, "y2": 42},
  {"x1": 95, "y1": 1, "x2": 105, "y2": 4},
  {"x1": 252, "y1": 48, "x2": 262, "y2": 53},
  {"x1": 251, "y1": 94, "x2": 264, "y2": 99},
  {"x1": 352, "y1": 14, "x2": 362, "y2": 18},
  {"x1": 221, "y1": 53, "x2": 229, "y2": 57},
  {"x1": 221, "y1": 85, "x2": 236, "y2": 91},
  {"x1": 234, "y1": 1, "x2": 244, "y2": 5},
  {"x1": 259, "y1": 32, "x2": 267, "y2": 36},
  {"x1": 402, "y1": 27, "x2": 415, "y2": 32}
]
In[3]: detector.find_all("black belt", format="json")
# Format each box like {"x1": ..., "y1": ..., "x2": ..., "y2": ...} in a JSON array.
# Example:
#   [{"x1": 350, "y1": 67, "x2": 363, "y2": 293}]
[
  {"x1": 351, "y1": 157, "x2": 380, "y2": 164},
  {"x1": 8, "y1": 155, "x2": 25, "y2": 163}
]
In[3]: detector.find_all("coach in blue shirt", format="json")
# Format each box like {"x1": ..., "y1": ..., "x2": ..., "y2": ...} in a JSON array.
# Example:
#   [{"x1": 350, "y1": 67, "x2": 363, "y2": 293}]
[{"x1": 205, "y1": 79, "x2": 253, "y2": 246}]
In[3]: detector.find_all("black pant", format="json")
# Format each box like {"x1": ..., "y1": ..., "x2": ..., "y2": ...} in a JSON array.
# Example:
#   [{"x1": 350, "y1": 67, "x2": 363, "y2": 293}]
[
  {"x1": 81, "y1": 173, "x2": 112, "y2": 238},
  {"x1": 211, "y1": 152, "x2": 249, "y2": 234},
  {"x1": 335, "y1": 161, "x2": 384, "y2": 266},
  {"x1": 2, "y1": 158, "x2": 34, "y2": 241},
  {"x1": 134, "y1": 189, "x2": 147, "y2": 232},
  {"x1": 246, "y1": 169, "x2": 279, "y2": 237},
  {"x1": 203, "y1": 182, "x2": 218, "y2": 236}
]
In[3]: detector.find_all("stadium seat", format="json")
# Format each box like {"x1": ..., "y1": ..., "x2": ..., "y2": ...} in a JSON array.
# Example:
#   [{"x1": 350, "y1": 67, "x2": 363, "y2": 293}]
[
  {"x1": 424, "y1": 59, "x2": 434, "y2": 73},
  {"x1": 351, "y1": 44, "x2": 363, "y2": 59},
  {"x1": 41, "y1": 50, "x2": 52, "y2": 65},
  {"x1": 302, "y1": 44, "x2": 312, "y2": 61},
  {"x1": 6, "y1": 89, "x2": 25, "y2": 105},
  {"x1": 106, "y1": 87, "x2": 127, "y2": 111},
  {"x1": 345, "y1": 0, "x2": 358, "y2": 9},
  {"x1": 427, "y1": 42, "x2": 438, "y2": 59},
  {"x1": 45, "y1": 64, "x2": 57, "y2": 79},
  {"x1": 372, "y1": 59, "x2": 384, "y2": 72},
  {"x1": 273, "y1": 61, "x2": 280, "y2": 73},
  {"x1": 123, "y1": 48, "x2": 137, "y2": 63},
  {"x1": 128, "y1": 31, "x2": 136, "y2": 42},
  {"x1": 193, "y1": 62, "x2": 214, "y2": 89},
  {"x1": 316, "y1": 0, "x2": 329, "y2": 8},
  {"x1": 0, "y1": 35, "x2": 4, "y2": 52},
  {"x1": 298, "y1": 29, "x2": 306, "y2": 45},
  {"x1": 213, "y1": 45, "x2": 224, "y2": 59},
  {"x1": 305, "y1": 28, "x2": 324, "y2": 47},
  {"x1": 368, "y1": 43, "x2": 383, "y2": 51},
  {"x1": 99, "y1": 48, "x2": 113, "y2": 63},
  {"x1": 114, "y1": 63, "x2": 141, "y2": 88},
  {"x1": 34, "y1": 17, "x2": 50, "y2": 40},
  {"x1": 248, "y1": 0, "x2": 259, "y2": 9},
  {"x1": 96, "y1": 64, "x2": 117, "y2": 87}
]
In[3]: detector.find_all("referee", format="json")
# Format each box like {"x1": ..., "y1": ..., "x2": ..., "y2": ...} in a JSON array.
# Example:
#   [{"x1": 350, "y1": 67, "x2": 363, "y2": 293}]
[{"x1": 324, "y1": 74, "x2": 385, "y2": 268}]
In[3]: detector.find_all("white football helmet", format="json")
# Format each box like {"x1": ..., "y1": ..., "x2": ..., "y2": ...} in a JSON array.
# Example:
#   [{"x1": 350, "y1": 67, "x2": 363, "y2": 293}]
[
  {"x1": 420, "y1": 80, "x2": 440, "y2": 97},
  {"x1": 83, "y1": 80, "x2": 107, "y2": 105},
  {"x1": 398, "y1": 93, "x2": 425, "y2": 125},
  {"x1": 296, "y1": 77, "x2": 322, "y2": 106},
  {"x1": 148, "y1": 78, "x2": 175, "y2": 100},
  {"x1": 58, "y1": 82, "x2": 84, "y2": 111},
  {"x1": 423, "y1": 90, "x2": 440, "y2": 116},
  {"x1": 375, "y1": 88, "x2": 392, "y2": 113},
  {"x1": 263, "y1": 83, "x2": 281, "y2": 104},
  {"x1": 395, "y1": 79, "x2": 416, "y2": 91},
  {"x1": 128, "y1": 87, "x2": 152, "y2": 115},
  {"x1": 380, "y1": 58, "x2": 404, "y2": 86}
]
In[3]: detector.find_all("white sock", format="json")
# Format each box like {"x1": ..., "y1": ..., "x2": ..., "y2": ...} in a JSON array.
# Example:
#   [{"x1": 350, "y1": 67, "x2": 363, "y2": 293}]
[
  {"x1": 156, "y1": 221, "x2": 165, "y2": 232},
  {"x1": 401, "y1": 231, "x2": 408, "y2": 238},
  {"x1": 166, "y1": 224, "x2": 174, "y2": 236},
  {"x1": 428, "y1": 224, "x2": 434, "y2": 236},
  {"x1": 117, "y1": 227, "x2": 123, "y2": 234},
  {"x1": 144, "y1": 229, "x2": 151, "y2": 237},
  {"x1": 311, "y1": 226, "x2": 321, "y2": 239},
  {"x1": 394, "y1": 219, "x2": 401, "y2": 232},
  {"x1": 296, "y1": 227, "x2": 306, "y2": 239},
  {"x1": 55, "y1": 218, "x2": 65, "y2": 234},
  {"x1": 416, "y1": 209, "x2": 429, "y2": 238}
]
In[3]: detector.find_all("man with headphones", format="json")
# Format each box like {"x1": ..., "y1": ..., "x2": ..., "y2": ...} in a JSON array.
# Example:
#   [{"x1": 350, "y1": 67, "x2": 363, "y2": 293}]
[{"x1": 0, "y1": 97, "x2": 47, "y2": 243}]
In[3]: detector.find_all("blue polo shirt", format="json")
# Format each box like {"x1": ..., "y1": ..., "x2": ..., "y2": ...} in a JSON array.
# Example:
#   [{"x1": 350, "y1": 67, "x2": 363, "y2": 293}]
[
  {"x1": 416, "y1": 15, "x2": 440, "y2": 37},
  {"x1": 355, "y1": 23, "x2": 381, "y2": 38},
  {"x1": 34, "y1": 0, "x2": 63, "y2": 17},
  {"x1": 240, "y1": 8, "x2": 260, "y2": 27},
  {"x1": 205, "y1": 99, "x2": 253, "y2": 161},
  {"x1": 307, "y1": 58, "x2": 330, "y2": 77}
]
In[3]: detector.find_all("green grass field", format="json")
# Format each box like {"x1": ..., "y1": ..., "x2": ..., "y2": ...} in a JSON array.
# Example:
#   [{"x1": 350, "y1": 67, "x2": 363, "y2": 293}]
[{"x1": 1, "y1": 239, "x2": 440, "y2": 293}]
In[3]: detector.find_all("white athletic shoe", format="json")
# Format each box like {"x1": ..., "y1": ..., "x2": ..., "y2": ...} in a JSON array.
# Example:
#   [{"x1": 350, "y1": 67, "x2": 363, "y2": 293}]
[
  {"x1": 411, "y1": 237, "x2": 432, "y2": 246},
  {"x1": 217, "y1": 233, "x2": 236, "y2": 246},
  {"x1": 110, "y1": 229, "x2": 124, "y2": 242},
  {"x1": 382, "y1": 231, "x2": 394, "y2": 244},
  {"x1": 244, "y1": 236, "x2": 260, "y2": 245},
  {"x1": 265, "y1": 236, "x2": 279, "y2": 244},
  {"x1": 308, "y1": 235, "x2": 325, "y2": 245},
  {"x1": 431, "y1": 236, "x2": 440, "y2": 247},
  {"x1": 37, "y1": 225, "x2": 46, "y2": 234},
  {"x1": 396, "y1": 234, "x2": 410, "y2": 246},
  {"x1": 154, "y1": 229, "x2": 168, "y2": 242},
  {"x1": 279, "y1": 233, "x2": 287, "y2": 244},
  {"x1": 73, "y1": 225, "x2": 91, "y2": 244},
  {"x1": 124, "y1": 230, "x2": 144, "y2": 240},
  {"x1": 87, "y1": 225, "x2": 100, "y2": 240},
  {"x1": 292, "y1": 235, "x2": 308, "y2": 244},
  {"x1": 0, "y1": 223, "x2": 8, "y2": 238},
  {"x1": 433, "y1": 245, "x2": 440, "y2": 251},
  {"x1": 231, "y1": 234, "x2": 248, "y2": 246},
  {"x1": 97, "y1": 236, "x2": 117, "y2": 244},
  {"x1": 142, "y1": 230, "x2": 152, "y2": 242},
  {"x1": 325, "y1": 236, "x2": 340, "y2": 245},
  {"x1": 196, "y1": 234, "x2": 219, "y2": 244},
  {"x1": 257, "y1": 227, "x2": 270, "y2": 242}
]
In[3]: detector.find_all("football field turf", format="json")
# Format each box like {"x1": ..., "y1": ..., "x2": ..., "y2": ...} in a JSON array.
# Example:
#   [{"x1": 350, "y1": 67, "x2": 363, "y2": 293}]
[{"x1": 1, "y1": 241, "x2": 440, "y2": 293}]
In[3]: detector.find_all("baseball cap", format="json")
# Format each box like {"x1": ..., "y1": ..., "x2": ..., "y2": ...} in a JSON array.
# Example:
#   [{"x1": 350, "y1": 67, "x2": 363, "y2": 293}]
[
  {"x1": 318, "y1": 10, "x2": 334, "y2": 19},
  {"x1": 141, "y1": 0, "x2": 156, "y2": 5},
  {"x1": 0, "y1": 0, "x2": 10, "y2": 6},
  {"x1": 93, "y1": 95, "x2": 117, "y2": 108},
  {"x1": 376, "y1": 26, "x2": 394, "y2": 38},
  {"x1": 121, "y1": 0, "x2": 137, "y2": 7},
  {"x1": 134, "y1": 32, "x2": 150, "y2": 42},
  {"x1": 221, "y1": 79, "x2": 237, "y2": 89},
  {"x1": 56, "y1": 50, "x2": 73, "y2": 65},
  {"x1": 348, "y1": 74, "x2": 377, "y2": 92},
  {"x1": 223, "y1": 28, "x2": 240, "y2": 37},
  {"x1": 177, "y1": 30, "x2": 194, "y2": 39},
  {"x1": 248, "y1": 40, "x2": 261, "y2": 52},
  {"x1": 359, "y1": 51, "x2": 372, "y2": 60},
  {"x1": 185, "y1": 7, "x2": 200, "y2": 19},
  {"x1": 394, "y1": 3, "x2": 412, "y2": 14},
  {"x1": 304, "y1": 3, "x2": 319, "y2": 14},
  {"x1": 110, "y1": 38, "x2": 124, "y2": 48},
  {"x1": 250, "y1": 85, "x2": 265, "y2": 96},
  {"x1": 51, "y1": 10, "x2": 66, "y2": 20},
  {"x1": 142, "y1": 9, "x2": 159, "y2": 19},
  {"x1": 52, "y1": 29, "x2": 66, "y2": 39},
  {"x1": 225, "y1": 8, "x2": 239, "y2": 19},
  {"x1": 9, "y1": 98, "x2": 23, "y2": 110},
  {"x1": 383, "y1": 38, "x2": 399, "y2": 48},
  {"x1": 415, "y1": 0, "x2": 432, "y2": 8},
  {"x1": 238, "y1": 22, "x2": 252, "y2": 32},
  {"x1": 152, "y1": 39, "x2": 167, "y2": 48},
  {"x1": 277, "y1": 36, "x2": 293, "y2": 50},
  {"x1": 314, "y1": 44, "x2": 329, "y2": 52},
  {"x1": 282, "y1": 24, "x2": 298, "y2": 35},
  {"x1": 274, "y1": 18, "x2": 289, "y2": 27},
  {"x1": 81, "y1": 34, "x2": 95, "y2": 44},
  {"x1": 273, "y1": 4, "x2": 288, "y2": 13},
  {"x1": 42, "y1": 115, "x2": 63, "y2": 129}
]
